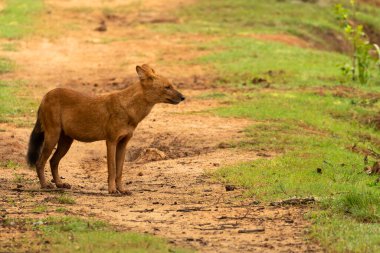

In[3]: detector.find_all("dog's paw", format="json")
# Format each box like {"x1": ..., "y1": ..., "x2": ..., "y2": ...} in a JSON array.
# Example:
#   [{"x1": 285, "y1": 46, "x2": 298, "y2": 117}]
[
  {"x1": 108, "y1": 188, "x2": 118, "y2": 194},
  {"x1": 117, "y1": 189, "x2": 132, "y2": 196},
  {"x1": 56, "y1": 182, "x2": 71, "y2": 189},
  {"x1": 41, "y1": 182, "x2": 55, "y2": 189}
]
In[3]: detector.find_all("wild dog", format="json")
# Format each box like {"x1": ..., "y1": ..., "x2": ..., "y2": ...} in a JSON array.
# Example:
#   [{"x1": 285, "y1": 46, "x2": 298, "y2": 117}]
[{"x1": 26, "y1": 64, "x2": 185, "y2": 194}]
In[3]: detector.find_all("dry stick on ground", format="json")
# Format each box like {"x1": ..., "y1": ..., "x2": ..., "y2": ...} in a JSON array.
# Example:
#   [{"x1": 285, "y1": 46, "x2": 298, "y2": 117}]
[
  {"x1": 218, "y1": 207, "x2": 252, "y2": 220},
  {"x1": 368, "y1": 147, "x2": 380, "y2": 159},
  {"x1": 238, "y1": 228, "x2": 265, "y2": 233}
]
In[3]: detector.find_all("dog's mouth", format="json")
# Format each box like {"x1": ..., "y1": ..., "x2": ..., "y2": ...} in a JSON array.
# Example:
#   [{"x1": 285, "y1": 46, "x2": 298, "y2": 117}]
[{"x1": 166, "y1": 98, "x2": 181, "y2": 104}]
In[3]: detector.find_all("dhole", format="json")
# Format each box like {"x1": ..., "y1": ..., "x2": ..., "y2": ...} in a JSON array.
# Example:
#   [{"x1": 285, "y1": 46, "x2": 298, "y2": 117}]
[{"x1": 27, "y1": 64, "x2": 185, "y2": 194}]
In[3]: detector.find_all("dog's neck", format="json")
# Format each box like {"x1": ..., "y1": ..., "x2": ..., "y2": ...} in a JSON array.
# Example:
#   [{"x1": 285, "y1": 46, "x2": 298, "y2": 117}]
[{"x1": 113, "y1": 82, "x2": 155, "y2": 126}]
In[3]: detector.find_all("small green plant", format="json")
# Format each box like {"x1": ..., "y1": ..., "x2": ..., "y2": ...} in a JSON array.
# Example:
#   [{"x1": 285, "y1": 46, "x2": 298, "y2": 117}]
[
  {"x1": 56, "y1": 194, "x2": 76, "y2": 205},
  {"x1": 325, "y1": 190, "x2": 380, "y2": 222},
  {"x1": 55, "y1": 207, "x2": 68, "y2": 213},
  {"x1": 32, "y1": 205, "x2": 48, "y2": 213},
  {"x1": 335, "y1": 1, "x2": 379, "y2": 85},
  {"x1": 13, "y1": 173, "x2": 25, "y2": 184},
  {"x1": 2, "y1": 160, "x2": 20, "y2": 169}
]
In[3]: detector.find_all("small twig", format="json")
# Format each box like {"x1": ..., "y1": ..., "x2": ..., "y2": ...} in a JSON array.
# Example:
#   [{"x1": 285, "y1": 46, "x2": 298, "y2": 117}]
[
  {"x1": 238, "y1": 228, "x2": 265, "y2": 233},
  {"x1": 130, "y1": 208, "x2": 154, "y2": 213},
  {"x1": 176, "y1": 207, "x2": 211, "y2": 212}
]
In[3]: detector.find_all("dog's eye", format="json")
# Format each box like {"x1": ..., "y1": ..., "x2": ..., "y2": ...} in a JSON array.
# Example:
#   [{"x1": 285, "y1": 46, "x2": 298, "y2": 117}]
[{"x1": 165, "y1": 86, "x2": 171, "y2": 90}]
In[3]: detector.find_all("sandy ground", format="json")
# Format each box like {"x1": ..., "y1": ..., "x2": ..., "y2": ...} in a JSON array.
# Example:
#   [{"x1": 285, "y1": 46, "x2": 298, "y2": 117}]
[{"x1": 0, "y1": 0, "x2": 321, "y2": 252}]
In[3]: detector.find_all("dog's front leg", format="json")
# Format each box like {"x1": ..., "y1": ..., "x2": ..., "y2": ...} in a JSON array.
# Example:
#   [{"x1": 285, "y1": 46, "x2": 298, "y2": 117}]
[
  {"x1": 106, "y1": 140, "x2": 117, "y2": 194},
  {"x1": 116, "y1": 136, "x2": 130, "y2": 194}
]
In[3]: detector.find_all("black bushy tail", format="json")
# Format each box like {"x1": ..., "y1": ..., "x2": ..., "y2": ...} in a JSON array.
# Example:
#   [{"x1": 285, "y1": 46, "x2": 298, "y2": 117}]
[{"x1": 27, "y1": 112, "x2": 44, "y2": 167}]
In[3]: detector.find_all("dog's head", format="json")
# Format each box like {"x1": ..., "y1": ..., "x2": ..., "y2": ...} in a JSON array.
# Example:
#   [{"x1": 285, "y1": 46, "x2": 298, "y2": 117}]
[{"x1": 136, "y1": 64, "x2": 185, "y2": 105}]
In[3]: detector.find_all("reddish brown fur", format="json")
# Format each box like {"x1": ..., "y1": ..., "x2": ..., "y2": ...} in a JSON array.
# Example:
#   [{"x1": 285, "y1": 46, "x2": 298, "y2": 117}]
[{"x1": 27, "y1": 64, "x2": 185, "y2": 194}]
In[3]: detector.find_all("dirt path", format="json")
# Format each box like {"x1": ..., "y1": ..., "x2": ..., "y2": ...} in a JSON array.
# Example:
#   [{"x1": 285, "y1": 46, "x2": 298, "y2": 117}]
[{"x1": 0, "y1": 1, "x2": 321, "y2": 252}]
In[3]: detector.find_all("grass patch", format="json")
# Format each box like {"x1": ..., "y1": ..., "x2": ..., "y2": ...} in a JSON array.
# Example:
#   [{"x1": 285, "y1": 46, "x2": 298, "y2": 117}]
[
  {"x1": 152, "y1": 0, "x2": 339, "y2": 35},
  {"x1": 198, "y1": 36, "x2": 380, "y2": 87},
  {"x1": 1, "y1": 160, "x2": 20, "y2": 169},
  {"x1": 0, "y1": 57, "x2": 15, "y2": 74},
  {"x1": 55, "y1": 194, "x2": 76, "y2": 205},
  {"x1": 196, "y1": 92, "x2": 227, "y2": 100},
  {"x1": 32, "y1": 205, "x2": 48, "y2": 214},
  {"x1": 325, "y1": 190, "x2": 380, "y2": 223},
  {"x1": 55, "y1": 207, "x2": 68, "y2": 213},
  {"x1": 12, "y1": 173, "x2": 24, "y2": 184},
  {"x1": 310, "y1": 212, "x2": 380, "y2": 252},
  {"x1": 0, "y1": 80, "x2": 38, "y2": 125},
  {"x1": 3, "y1": 216, "x2": 191, "y2": 253},
  {"x1": 1, "y1": 42, "x2": 19, "y2": 51},
  {"x1": 0, "y1": 0, "x2": 44, "y2": 39}
]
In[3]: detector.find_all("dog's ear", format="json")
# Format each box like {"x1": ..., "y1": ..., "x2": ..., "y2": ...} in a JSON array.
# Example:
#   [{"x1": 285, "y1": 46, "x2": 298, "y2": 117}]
[
  {"x1": 136, "y1": 65, "x2": 151, "y2": 81},
  {"x1": 142, "y1": 64, "x2": 155, "y2": 74}
]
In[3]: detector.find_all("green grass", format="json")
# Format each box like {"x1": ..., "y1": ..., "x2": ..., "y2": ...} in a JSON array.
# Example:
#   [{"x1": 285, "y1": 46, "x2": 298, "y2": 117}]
[
  {"x1": 0, "y1": 80, "x2": 38, "y2": 124},
  {"x1": 152, "y1": 0, "x2": 339, "y2": 35},
  {"x1": 12, "y1": 173, "x2": 24, "y2": 184},
  {"x1": 196, "y1": 92, "x2": 227, "y2": 100},
  {"x1": 32, "y1": 204, "x2": 48, "y2": 214},
  {"x1": 1, "y1": 159, "x2": 20, "y2": 169},
  {"x1": 1, "y1": 42, "x2": 19, "y2": 51},
  {"x1": 0, "y1": 0, "x2": 44, "y2": 39},
  {"x1": 55, "y1": 207, "x2": 68, "y2": 213},
  {"x1": 199, "y1": 38, "x2": 349, "y2": 87},
  {"x1": 153, "y1": 0, "x2": 380, "y2": 42},
  {"x1": 0, "y1": 57, "x2": 15, "y2": 74},
  {"x1": 310, "y1": 212, "x2": 380, "y2": 252},
  {"x1": 52, "y1": 194, "x2": 76, "y2": 205},
  {"x1": 3, "y1": 216, "x2": 191, "y2": 253}
]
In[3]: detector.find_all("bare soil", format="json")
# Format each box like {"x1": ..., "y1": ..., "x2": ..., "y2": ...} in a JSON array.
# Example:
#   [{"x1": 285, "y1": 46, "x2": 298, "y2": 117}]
[{"x1": 0, "y1": 1, "x2": 322, "y2": 252}]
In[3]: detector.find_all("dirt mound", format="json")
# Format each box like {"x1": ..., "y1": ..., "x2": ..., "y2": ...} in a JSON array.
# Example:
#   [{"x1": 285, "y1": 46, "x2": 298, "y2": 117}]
[
  {"x1": 304, "y1": 27, "x2": 351, "y2": 53},
  {"x1": 133, "y1": 148, "x2": 167, "y2": 163},
  {"x1": 313, "y1": 85, "x2": 380, "y2": 100},
  {"x1": 127, "y1": 133, "x2": 215, "y2": 163}
]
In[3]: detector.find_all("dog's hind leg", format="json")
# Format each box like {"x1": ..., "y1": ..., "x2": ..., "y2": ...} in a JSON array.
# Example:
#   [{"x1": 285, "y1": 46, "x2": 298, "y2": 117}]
[
  {"x1": 50, "y1": 133, "x2": 73, "y2": 189},
  {"x1": 36, "y1": 131, "x2": 60, "y2": 189}
]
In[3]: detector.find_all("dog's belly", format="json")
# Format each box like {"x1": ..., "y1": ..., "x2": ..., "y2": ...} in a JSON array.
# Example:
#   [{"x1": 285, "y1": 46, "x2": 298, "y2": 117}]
[{"x1": 62, "y1": 120, "x2": 106, "y2": 142}]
